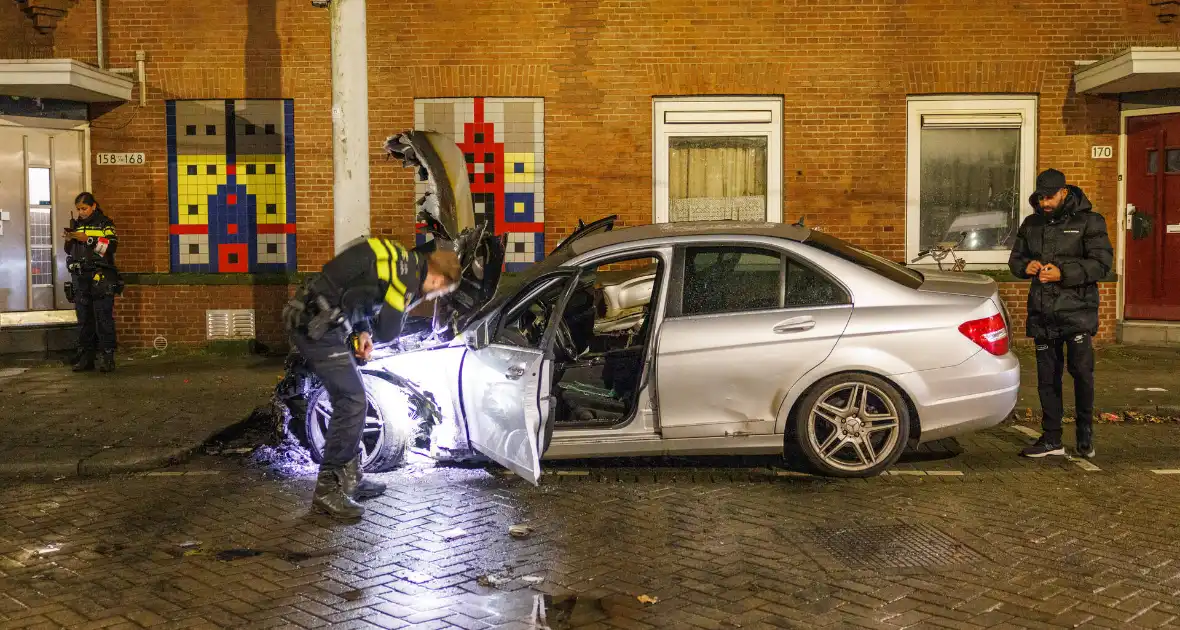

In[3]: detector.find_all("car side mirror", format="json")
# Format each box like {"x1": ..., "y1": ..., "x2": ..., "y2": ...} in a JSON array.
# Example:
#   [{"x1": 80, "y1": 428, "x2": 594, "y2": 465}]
[{"x1": 466, "y1": 318, "x2": 491, "y2": 350}]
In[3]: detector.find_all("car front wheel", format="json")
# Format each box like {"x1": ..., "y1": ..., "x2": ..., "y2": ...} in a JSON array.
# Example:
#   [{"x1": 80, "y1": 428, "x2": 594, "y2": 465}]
[
  {"x1": 792, "y1": 374, "x2": 910, "y2": 478},
  {"x1": 293, "y1": 375, "x2": 413, "y2": 473}
]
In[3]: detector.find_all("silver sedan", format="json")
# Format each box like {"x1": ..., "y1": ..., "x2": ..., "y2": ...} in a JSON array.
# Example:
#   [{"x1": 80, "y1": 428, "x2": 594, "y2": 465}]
[
  {"x1": 277, "y1": 131, "x2": 1019, "y2": 480},
  {"x1": 283, "y1": 218, "x2": 1019, "y2": 480}
]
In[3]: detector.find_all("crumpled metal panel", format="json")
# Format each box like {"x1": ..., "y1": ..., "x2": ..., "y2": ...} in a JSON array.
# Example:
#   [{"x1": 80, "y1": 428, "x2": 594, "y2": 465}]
[{"x1": 384, "y1": 130, "x2": 475, "y2": 241}]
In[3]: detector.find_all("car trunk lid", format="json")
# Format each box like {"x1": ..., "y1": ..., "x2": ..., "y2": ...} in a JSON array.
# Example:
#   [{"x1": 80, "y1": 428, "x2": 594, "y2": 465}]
[{"x1": 915, "y1": 270, "x2": 998, "y2": 300}]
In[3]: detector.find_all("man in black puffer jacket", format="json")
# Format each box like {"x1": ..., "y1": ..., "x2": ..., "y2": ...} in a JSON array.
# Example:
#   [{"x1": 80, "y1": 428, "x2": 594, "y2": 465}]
[{"x1": 1009, "y1": 169, "x2": 1113, "y2": 460}]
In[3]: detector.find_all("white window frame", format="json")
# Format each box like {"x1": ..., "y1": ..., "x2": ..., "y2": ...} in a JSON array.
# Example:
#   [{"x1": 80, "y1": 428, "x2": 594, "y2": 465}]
[
  {"x1": 906, "y1": 95, "x2": 1038, "y2": 267},
  {"x1": 653, "y1": 97, "x2": 783, "y2": 224}
]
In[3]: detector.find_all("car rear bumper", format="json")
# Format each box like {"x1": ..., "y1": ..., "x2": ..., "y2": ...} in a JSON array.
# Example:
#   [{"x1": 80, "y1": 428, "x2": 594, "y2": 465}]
[{"x1": 894, "y1": 349, "x2": 1021, "y2": 443}]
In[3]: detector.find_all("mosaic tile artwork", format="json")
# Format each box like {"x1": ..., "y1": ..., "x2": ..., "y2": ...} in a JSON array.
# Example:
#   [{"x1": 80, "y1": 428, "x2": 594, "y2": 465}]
[
  {"x1": 414, "y1": 97, "x2": 544, "y2": 273},
  {"x1": 167, "y1": 99, "x2": 296, "y2": 272}
]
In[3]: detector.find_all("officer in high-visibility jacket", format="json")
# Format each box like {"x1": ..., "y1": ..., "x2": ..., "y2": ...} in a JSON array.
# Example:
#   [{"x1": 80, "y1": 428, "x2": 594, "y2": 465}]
[
  {"x1": 64, "y1": 192, "x2": 121, "y2": 373},
  {"x1": 284, "y1": 237, "x2": 461, "y2": 520}
]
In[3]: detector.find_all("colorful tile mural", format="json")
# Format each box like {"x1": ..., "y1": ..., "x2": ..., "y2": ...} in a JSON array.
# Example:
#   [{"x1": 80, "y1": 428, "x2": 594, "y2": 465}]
[
  {"x1": 167, "y1": 99, "x2": 296, "y2": 273},
  {"x1": 414, "y1": 97, "x2": 544, "y2": 273}
]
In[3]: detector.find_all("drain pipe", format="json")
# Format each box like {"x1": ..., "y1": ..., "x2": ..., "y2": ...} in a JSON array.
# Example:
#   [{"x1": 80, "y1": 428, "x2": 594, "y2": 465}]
[
  {"x1": 135, "y1": 51, "x2": 145, "y2": 106},
  {"x1": 95, "y1": 0, "x2": 105, "y2": 69}
]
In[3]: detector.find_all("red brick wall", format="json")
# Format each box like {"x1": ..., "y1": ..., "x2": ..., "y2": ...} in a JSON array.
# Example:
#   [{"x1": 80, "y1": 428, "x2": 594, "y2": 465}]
[
  {"x1": 0, "y1": 2, "x2": 53, "y2": 59},
  {"x1": 46, "y1": 0, "x2": 1176, "y2": 346},
  {"x1": 114, "y1": 285, "x2": 293, "y2": 349}
]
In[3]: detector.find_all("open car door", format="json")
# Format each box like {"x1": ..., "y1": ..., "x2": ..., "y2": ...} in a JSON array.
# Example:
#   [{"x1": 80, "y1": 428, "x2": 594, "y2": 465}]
[{"x1": 459, "y1": 270, "x2": 584, "y2": 484}]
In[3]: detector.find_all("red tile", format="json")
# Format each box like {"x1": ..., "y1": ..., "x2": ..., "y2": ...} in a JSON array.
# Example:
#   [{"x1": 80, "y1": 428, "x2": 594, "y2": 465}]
[
  {"x1": 227, "y1": 194, "x2": 238, "y2": 205},
  {"x1": 226, "y1": 164, "x2": 237, "y2": 175},
  {"x1": 228, "y1": 224, "x2": 238, "y2": 235},
  {"x1": 218, "y1": 243, "x2": 248, "y2": 273}
]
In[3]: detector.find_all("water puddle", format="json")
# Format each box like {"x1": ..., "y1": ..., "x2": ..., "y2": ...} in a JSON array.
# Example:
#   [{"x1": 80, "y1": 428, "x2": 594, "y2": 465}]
[
  {"x1": 531, "y1": 594, "x2": 609, "y2": 629},
  {"x1": 454, "y1": 593, "x2": 610, "y2": 629}
]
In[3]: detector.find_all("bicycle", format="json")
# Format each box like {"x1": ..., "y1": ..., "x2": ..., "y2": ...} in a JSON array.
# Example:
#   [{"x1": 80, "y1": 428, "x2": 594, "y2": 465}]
[{"x1": 910, "y1": 232, "x2": 968, "y2": 272}]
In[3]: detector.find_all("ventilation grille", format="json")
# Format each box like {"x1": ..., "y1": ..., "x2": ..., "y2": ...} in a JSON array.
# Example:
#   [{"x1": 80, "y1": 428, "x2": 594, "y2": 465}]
[{"x1": 206, "y1": 309, "x2": 256, "y2": 340}]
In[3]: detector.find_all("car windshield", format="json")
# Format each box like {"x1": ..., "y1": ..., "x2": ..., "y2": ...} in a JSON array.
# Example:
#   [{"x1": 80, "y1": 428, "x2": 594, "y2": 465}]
[
  {"x1": 466, "y1": 246, "x2": 577, "y2": 324},
  {"x1": 802, "y1": 231, "x2": 924, "y2": 289}
]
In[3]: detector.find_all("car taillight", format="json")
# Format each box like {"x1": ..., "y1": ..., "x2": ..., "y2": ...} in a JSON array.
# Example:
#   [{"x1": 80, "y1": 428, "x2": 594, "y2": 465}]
[{"x1": 959, "y1": 313, "x2": 1009, "y2": 356}]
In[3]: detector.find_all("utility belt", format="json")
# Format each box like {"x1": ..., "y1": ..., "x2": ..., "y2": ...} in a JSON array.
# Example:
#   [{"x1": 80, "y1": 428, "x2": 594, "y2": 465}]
[
  {"x1": 64, "y1": 258, "x2": 124, "y2": 303},
  {"x1": 283, "y1": 275, "x2": 353, "y2": 341}
]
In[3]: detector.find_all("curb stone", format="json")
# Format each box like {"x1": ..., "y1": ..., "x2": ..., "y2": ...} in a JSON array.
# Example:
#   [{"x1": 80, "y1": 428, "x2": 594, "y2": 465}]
[{"x1": 0, "y1": 407, "x2": 263, "y2": 480}]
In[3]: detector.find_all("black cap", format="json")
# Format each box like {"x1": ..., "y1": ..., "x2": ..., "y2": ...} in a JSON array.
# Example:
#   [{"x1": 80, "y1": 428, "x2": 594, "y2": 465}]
[{"x1": 1035, "y1": 169, "x2": 1067, "y2": 197}]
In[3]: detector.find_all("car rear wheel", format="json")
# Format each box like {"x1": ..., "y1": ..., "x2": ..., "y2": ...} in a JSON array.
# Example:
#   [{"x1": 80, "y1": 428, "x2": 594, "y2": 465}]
[
  {"x1": 792, "y1": 374, "x2": 910, "y2": 478},
  {"x1": 292, "y1": 375, "x2": 412, "y2": 473}
]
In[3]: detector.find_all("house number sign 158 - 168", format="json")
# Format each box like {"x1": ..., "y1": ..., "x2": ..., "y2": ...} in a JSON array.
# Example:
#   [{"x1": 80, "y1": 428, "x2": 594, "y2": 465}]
[
  {"x1": 95, "y1": 153, "x2": 145, "y2": 165},
  {"x1": 1091, "y1": 146, "x2": 1114, "y2": 159}
]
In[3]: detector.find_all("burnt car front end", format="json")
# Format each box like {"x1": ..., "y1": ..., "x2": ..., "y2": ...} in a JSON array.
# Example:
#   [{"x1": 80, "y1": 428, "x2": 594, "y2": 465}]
[{"x1": 272, "y1": 130, "x2": 504, "y2": 469}]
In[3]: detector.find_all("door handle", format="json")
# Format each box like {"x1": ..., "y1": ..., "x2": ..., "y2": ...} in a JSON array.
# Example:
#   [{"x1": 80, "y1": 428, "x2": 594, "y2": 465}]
[
  {"x1": 772, "y1": 316, "x2": 816, "y2": 334},
  {"x1": 505, "y1": 365, "x2": 527, "y2": 380}
]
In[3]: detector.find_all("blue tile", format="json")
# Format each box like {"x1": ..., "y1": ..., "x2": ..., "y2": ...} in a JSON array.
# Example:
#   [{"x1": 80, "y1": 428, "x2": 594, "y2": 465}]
[{"x1": 504, "y1": 193, "x2": 535, "y2": 223}]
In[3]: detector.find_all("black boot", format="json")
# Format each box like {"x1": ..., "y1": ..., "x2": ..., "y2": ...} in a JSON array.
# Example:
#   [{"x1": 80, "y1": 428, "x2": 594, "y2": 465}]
[
  {"x1": 342, "y1": 457, "x2": 386, "y2": 501},
  {"x1": 97, "y1": 351, "x2": 115, "y2": 373},
  {"x1": 1076, "y1": 424, "x2": 1095, "y2": 459},
  {"x1": 312, "y1": 467, "x2": 364, "y2": 520},
  {"x1": 72, "y1": 352, "x2": 96, "y2": 372}
]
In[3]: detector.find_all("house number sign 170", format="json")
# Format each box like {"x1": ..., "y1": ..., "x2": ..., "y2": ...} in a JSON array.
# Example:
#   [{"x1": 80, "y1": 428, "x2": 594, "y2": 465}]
[
  {"x1": 95, "y1": 153, "x2": 146, "y2": 165},
  {"x1": 1091, "y1": 146, "x2": 1114, "y2": 159}
]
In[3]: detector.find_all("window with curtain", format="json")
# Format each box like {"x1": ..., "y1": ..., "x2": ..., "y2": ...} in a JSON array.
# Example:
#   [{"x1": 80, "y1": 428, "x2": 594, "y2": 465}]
[
  {"x1": 668, "y1": 137, "x2": 768, "y2": 222},
  {"x1": 654, "y1": 97, "x2": 783, "y2": 224}
]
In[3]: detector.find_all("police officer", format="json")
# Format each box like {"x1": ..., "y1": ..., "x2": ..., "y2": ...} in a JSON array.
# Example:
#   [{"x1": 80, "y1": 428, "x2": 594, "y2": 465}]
[
  {"x1": 65, "y1": 192, "x2": 120, "y2": 373},
  {"x1": 284, "y1": 237, "x2": 461, "y2": 520},
  {"x1": 1009, "y1": 169, "x2": 1114, "y2": 460}
]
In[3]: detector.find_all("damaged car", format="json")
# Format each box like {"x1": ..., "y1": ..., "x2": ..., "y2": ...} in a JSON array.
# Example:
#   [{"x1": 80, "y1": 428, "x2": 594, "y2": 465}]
[{"x1": 273, "y1": 131, "x2": 1020, "y2": 481}]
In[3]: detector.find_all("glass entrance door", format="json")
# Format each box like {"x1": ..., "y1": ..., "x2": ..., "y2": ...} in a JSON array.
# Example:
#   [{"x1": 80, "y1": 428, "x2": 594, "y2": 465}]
[{"x1": 0, "y1": 123, "x2": 85, "y2": 313}]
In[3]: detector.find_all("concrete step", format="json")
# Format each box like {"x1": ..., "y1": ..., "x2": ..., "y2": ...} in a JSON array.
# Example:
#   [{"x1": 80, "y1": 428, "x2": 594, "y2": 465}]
[
  {"x1": 0, "y1": 325, "x2": 76, "y2": 356},
  {"x1": 1119, "y1": 320, "x2": 1180, "y2": 346}
]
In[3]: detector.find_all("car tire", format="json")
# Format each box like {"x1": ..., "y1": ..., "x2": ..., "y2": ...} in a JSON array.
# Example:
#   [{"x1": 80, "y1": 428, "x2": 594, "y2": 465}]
[
  {"x1": 791, "y1": 373, "x2": 911, "y2": 478},
  {"x1": 291, "y1": 374, "x2": 413, "y2": 473}
]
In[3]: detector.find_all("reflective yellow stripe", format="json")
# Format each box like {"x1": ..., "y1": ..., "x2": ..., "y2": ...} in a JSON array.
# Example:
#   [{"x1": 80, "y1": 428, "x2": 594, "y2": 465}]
[
  {"x1": 382, "y1": 285, "x2": 406, "y2": 311},
  {"x1": 82, "y1": 229, "x2": 106, "y2": 237},
  {"x1": 367, "y1": 238, "x2": 392, "y2": 281},
  {"x1": 368, "y1": 238, "x2": 407, "y2": 311},
  {"x1": 389, "y1": 241, "x2": 407, "y2": 295}
]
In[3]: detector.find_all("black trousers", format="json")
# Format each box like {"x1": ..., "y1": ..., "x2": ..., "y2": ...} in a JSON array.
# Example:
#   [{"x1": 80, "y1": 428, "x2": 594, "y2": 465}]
[
  {"x1": 74, "y1": 280, "x2": 117, "y2": 354},
  {"x1": 1035, "y1": 333, "x2": 1095, "y2": 442},
  {"x1": 291, "y1": 327, "x2": 366, "y2": 469}
]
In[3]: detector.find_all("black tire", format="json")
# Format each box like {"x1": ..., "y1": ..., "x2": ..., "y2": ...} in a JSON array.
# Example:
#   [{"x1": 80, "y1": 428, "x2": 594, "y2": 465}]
[
  {"x1": 290, "y1": 374, "x2": 412, "y2": 473},
  {"x1": 791, "y1": 373, "x2": 911, "y2": 478}
]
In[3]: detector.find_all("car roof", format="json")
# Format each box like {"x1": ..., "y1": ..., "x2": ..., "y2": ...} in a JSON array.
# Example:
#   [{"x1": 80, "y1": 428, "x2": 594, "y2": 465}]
[{"x1": 566, "y1": 221, "x2": 812, "y2": 255}]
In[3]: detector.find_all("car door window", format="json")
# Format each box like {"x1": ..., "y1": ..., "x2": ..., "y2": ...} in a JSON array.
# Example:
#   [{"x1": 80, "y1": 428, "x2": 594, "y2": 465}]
[
  {"x1": 496, "y1": 276, "x2": 573, "y2": 348},
  {"x1": 682, "y1": 246, "x2": 782, "y2": 316},
  {"x1": 785, "y1": 259, "x2": 849, "y2": 307}
]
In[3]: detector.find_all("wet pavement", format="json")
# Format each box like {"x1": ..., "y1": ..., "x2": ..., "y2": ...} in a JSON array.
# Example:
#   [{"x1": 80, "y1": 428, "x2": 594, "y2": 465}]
[
  {"x1": 0, "y1": 353, "x2": 282, "y2": 478},
  {"x1": 5, "y1": 422, "x2": 1180, "y2": 629}
]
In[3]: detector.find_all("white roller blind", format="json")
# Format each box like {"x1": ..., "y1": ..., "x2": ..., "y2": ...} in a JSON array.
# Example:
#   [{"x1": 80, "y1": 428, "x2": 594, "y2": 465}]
[{"x1": 921, "y1": 113, "x2": 1023, "y2": 129}]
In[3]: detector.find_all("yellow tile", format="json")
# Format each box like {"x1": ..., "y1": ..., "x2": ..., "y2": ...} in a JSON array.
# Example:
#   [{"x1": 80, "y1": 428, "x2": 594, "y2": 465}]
[{"x1": 514, "y1": 202, "x2": 525, "y2": 214}]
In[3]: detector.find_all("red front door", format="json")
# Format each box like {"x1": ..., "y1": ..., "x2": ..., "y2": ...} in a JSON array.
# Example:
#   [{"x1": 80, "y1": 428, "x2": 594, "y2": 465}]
[{"x1": 1125, "y1": 114, "x2": 1180, "y2": 321}]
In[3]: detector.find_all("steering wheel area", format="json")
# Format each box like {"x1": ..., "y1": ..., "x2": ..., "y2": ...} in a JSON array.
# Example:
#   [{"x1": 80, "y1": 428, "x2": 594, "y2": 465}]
[{"x1": 516, "y1": 301, "x2": 579, "y2": 361}]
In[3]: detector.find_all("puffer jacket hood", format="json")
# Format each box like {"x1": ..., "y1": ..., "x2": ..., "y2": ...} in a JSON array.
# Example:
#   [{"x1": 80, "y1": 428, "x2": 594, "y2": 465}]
[{"x1": 1028, "y1": 185, "x2": 1092, "y2": 220}]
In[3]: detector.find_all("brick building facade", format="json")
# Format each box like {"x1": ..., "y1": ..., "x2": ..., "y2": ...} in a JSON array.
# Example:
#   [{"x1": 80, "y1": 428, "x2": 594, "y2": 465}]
[{"x1": 3, "y1": 0, "x2": 1180, "y2": 348}]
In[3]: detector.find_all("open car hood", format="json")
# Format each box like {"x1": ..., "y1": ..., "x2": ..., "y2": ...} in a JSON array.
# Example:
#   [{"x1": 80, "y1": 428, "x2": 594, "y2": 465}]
[
  {"x1": 385, "y1": 131, "x2": 475, "y2": 240},
  {"x1": 383, "y1": 130, "x2": 619, "y2": 341}
]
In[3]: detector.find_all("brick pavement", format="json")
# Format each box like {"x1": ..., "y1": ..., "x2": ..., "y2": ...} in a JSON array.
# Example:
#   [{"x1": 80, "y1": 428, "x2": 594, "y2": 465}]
[{"x1": 4, "y1": 423, "x2": 1180, "y2": 629}]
